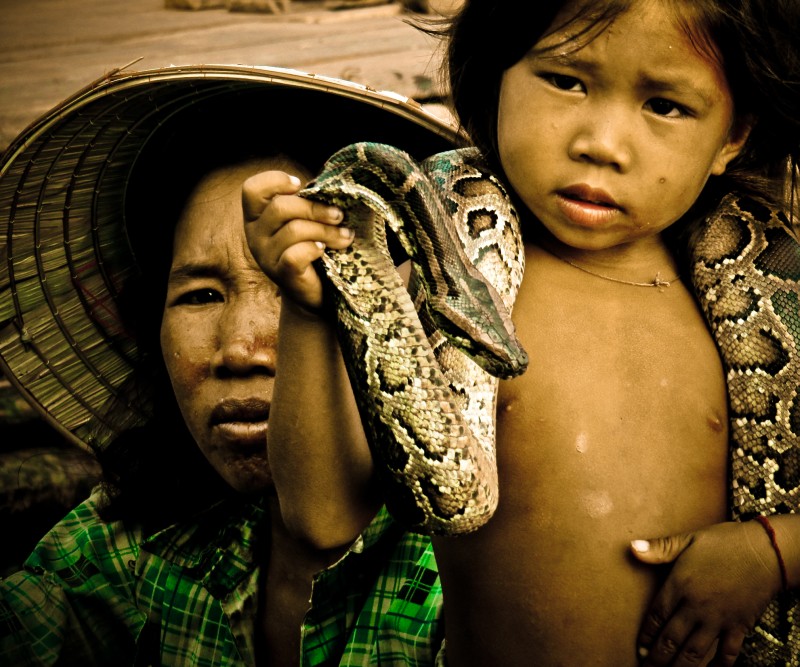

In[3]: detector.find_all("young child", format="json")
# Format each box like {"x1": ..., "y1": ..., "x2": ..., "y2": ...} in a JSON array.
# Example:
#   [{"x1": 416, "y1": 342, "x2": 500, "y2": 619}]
[{"x1": 245, "y1": 1, "x2": 800, "y2": 665}]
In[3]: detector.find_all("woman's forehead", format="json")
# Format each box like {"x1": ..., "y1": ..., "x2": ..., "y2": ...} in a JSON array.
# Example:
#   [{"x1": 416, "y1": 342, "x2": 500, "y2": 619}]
[
  {"x1": 192, "y1": 156, "x2": 310, "y2": 201},
  {"x1": 169, "y1": 159, "x2": 285, "y2": 276}
]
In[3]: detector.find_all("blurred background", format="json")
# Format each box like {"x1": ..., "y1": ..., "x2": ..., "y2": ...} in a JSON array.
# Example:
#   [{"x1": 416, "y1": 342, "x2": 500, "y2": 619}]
[{"x1": 0, "y1": 0, "x2": 462, "y2": 575}]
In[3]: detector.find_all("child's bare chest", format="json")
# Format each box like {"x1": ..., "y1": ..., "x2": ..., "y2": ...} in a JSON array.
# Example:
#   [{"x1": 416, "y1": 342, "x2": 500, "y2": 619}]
[
  {"x1": 435, "y1": 250, "x2": 730, "y2": 666},
  {"x1": 497, "y1": 259, "x2": 730, "y2": 524}
]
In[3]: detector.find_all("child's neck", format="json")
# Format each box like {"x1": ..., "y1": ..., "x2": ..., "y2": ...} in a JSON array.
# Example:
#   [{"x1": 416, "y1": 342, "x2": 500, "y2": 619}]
[{"x1": 531, "y1": 226, "x2": 680, "y2": 288}]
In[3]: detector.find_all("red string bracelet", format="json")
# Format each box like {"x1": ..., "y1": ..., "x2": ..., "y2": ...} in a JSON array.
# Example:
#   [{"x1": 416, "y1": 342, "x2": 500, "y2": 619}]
[{"x1": 754, "y1": 515, "x2": 789, "y2": 591}]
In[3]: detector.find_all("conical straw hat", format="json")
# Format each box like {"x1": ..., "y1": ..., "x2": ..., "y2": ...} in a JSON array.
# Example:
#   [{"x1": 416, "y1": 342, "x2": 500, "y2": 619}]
[{"x1": 0, "y1": 63, "x2": 460, "y2": 450}]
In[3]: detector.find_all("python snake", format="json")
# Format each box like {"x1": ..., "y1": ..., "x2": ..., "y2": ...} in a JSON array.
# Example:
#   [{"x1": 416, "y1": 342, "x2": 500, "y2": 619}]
[
  {"x1": 301, "y1": 142, "x2": 527, "y2": 536},
  {"x1": 301, "y1": 143, "x2": 800, "y2": 663},
  {"x1": 690, "y1": 194, "x2": 800, "y2": 664}
]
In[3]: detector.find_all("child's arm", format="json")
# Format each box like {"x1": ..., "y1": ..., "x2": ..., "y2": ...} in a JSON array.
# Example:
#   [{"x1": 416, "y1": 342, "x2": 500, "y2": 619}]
[
  {"x1": 243, "y1": 170, "x2": 381, "y2": 550},
  {"x1": 631, "y1": 514, "x2": 800, "y2": 666}
]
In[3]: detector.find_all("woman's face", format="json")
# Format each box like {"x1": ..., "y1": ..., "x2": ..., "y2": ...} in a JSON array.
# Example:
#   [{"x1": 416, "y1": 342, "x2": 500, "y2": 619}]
[{"x1": 160, "y1": 158, "x2": 307, "y2": 495}]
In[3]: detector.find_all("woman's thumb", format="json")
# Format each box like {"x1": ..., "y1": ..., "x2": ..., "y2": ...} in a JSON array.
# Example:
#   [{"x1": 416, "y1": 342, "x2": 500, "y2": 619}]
[{"x1": 630, "y1": 533, "x2": 694, "y2": 564}]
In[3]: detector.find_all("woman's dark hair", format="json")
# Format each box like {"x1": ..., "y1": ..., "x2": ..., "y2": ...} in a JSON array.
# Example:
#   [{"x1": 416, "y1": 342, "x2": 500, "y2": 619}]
[{"x1": 443, "y1": 0, "x2": 800, "y2": 211}]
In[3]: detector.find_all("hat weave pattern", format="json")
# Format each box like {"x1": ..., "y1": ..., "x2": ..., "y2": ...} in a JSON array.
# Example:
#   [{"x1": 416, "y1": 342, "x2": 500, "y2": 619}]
[{"x1": 0, "y1": 65, "x2": 459, "y2": 450}]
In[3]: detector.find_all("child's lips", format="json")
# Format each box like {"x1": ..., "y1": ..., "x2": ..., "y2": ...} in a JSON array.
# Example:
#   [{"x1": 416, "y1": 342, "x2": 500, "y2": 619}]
[
  {"x1": 559, "y1": 184, "x2": 621, "y2": 208},
  {"x1": 556, "y1": 185, "x2": 623, "y2": 227}
]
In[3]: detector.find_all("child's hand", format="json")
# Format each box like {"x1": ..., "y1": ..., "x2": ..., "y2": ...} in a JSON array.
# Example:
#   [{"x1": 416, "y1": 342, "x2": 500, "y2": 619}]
[
  {"x1": 631, "y1": 521, "x2": 782, "y2": 666},
  {"x1": 242, "y1": 170, "x2": 351, "y2": 312}
]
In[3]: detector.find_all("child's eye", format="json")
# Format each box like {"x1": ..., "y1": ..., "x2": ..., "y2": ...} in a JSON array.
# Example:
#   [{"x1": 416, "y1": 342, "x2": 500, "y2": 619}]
[
  {"x1": 646, "y1": 98, "x2": 689, "y2": 118},
  {"x1": 175, "y1": 288, "x2": 223, "y2": 306},
  {"x1": 542, "y1": 73, "x2": 585, "y2": 93}
]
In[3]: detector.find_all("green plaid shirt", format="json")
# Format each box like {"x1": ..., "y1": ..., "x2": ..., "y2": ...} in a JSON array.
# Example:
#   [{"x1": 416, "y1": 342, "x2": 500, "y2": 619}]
[{"x1": 0, "y1": 489, "x2": 443, "y2": 666}]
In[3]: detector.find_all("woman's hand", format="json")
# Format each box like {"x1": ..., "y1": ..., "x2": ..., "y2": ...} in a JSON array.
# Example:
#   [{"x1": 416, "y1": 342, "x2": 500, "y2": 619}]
[
  {"x1": 631, "y1": 520, "x2": 783, "y2": 666},
  {"x1": 242, "y1": 170, "x2": 351, "y2": 311}
]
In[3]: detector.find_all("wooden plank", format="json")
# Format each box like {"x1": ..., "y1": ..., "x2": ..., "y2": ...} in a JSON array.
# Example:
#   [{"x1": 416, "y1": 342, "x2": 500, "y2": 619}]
[
  {"x1": 0, "y1": 0, "x2": 446, "y2": 150},
  {"x1": 166, "y1": 0, "x2": 228, "y2": 9},
  {"x1": 227, "y1": 0, "x2": 292, "y2": 13}
]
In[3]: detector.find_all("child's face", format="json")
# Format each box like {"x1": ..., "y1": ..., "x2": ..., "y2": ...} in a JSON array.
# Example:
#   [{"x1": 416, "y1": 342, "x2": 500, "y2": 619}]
[{"x1": 497, "y1": 0, "x2": 748, "y2": 251}]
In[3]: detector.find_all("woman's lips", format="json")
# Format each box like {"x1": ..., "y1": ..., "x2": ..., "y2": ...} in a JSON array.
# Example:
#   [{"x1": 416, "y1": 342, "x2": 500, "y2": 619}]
[
  {"x1": 556, "y1": 185, "x2": 622, "y2": 227},
  {"x1": 214, "y1": 421, "x2": 268, "y2": 443},
  {"x1": 210, "y1": 398, "x2": 269, "y2": 444}
]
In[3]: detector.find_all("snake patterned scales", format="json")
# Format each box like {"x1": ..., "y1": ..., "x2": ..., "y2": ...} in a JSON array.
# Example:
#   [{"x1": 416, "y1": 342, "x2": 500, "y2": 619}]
[
  {"x1": 300, "y1": 142, "x2": 527, "y2": 536},
  {"x1": 690, "y1": 194, "x2": 800, "y2": 665},
  {"x1": 303, "y1": 144, "x2": 800, "y2": 662}
]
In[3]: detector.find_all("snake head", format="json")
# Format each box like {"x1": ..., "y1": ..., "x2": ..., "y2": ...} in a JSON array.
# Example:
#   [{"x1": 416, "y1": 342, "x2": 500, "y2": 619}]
[
  {"x1": 414, "y1": 269, "x2": 529, "y2": 380},
  {"x1": 436, "y1": 317, "x2": 529, "y2": 380}
]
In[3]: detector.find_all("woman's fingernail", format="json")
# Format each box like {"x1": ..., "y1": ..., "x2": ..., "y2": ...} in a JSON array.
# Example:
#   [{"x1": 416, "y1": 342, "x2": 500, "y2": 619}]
[
  {"x1": 329, "y1": 207, "x2": 343, "y2": 222},
  {"x1": 288, "y1": 175, "x2": 302, "y2": 187},
  {"x1": 339, "y1": 227, "x2": 354, "y2": 239},
  {"x1": 631, "y1": 540, "x2": 650, "y2": 553},
  {"x1": 315, "y1": 241, "x2": 326, "y2": 250}
]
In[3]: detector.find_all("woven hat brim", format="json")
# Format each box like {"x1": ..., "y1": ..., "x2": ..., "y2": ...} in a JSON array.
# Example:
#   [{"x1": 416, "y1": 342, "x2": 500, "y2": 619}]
[{"x1": 0, "y1": 64, "x2": 461, "y2": 450}]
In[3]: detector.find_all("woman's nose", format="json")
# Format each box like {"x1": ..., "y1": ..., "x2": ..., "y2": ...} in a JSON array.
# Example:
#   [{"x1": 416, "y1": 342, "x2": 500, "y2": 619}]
[
  {"x1": 568, "y1": 107, "x2": 633, "y2": 172},
  {"x1": 212, "y1": 295, "x2": 278, "y2": 376}
]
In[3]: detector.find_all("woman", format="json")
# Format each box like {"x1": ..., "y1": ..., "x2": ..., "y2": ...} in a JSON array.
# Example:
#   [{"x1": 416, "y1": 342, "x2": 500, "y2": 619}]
[{"x1": 0, "y1": 64, "x2": 458, "y2": 666}]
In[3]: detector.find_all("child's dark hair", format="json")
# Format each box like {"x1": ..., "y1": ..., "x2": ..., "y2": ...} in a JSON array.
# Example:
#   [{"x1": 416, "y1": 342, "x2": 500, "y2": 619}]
[{"x1": 444, "y1": 0, "x2": 800, "y2": 211}]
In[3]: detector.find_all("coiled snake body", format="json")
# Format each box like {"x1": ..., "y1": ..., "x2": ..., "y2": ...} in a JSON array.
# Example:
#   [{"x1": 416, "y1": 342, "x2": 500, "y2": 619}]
[
  {"x1": 690, "y1": 195, "x2": 800, "y2": 664},
  {"x1": 301, "y1": 142, "x2": 527, "y2": 536},
  {"x1": 302, "y1": 143, "x2": 800, "y2": 663}
]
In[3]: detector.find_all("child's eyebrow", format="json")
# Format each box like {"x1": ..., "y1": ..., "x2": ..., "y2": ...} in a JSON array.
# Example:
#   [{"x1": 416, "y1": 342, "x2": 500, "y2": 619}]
[
  {"x1": 535, "y1": 51, "x2": 598, "y2": 75},
  {"x1": 636, "y1": 73, "x2": 714, "y2": 107}
]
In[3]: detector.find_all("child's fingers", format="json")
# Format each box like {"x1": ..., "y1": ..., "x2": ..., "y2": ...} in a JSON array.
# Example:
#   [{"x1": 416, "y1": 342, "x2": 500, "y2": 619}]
[
  {"x1": 630, "y1": 533, "x2": 694, "y2": 565},
  {"x1": 240, "y1": 168, "x2": 349, "y2": 312},
  {"x1": 242, "y1": 170, "x2": 343, "y2": 230},
  {"x1": 645, "y1": 624, "x2": 717, "y2": 667},
  {"x1": 671, "y1": 630, "x2": 717, "y2": 667},
  {"x1": 248, "y1": 217, "x2": 353, "y2": 273},
  {"x1": 247, "y1": 217, "x2": 353, "y2": 312},
  {"x1": 271, "y1": 240, "x2": 329, "y2": 310},
  {"x1": 639, "y1": 608, "x2": 692, "y2": 666},
  {"x1": 638, "y1": 587, "x2": 679, "y2": 654},
  {"x1": 246, "y1": 219, "x2": 353, "y2": 268},
  {"x1": 242, "y1": 170, "x2": 303, "y2": 222},
  {"x1": 262, "y1": 195, "x2": 343, "y2": 235},
  {"x1": 711, "y1": 629, "x2": 746, "y2": 667}
]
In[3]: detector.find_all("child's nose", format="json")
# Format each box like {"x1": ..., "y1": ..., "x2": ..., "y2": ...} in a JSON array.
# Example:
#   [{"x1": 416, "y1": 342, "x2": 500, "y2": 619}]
[
  {"x1": 212, "y1": 296, "x2": 278, "y2": 376},
  {"x1": 568, "y1": 111, "x2": 632, "y2": 172}
]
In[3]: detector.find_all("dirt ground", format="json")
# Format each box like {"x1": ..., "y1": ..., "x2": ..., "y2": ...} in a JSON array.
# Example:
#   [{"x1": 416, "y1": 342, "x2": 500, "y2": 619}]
[{"x1": 0, "y1": 0, "x2": 452, "y2": 151}]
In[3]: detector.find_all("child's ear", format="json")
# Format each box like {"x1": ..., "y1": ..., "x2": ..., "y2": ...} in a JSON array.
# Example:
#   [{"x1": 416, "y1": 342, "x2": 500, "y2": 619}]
[{"x1": 710, "y1": 115, "x2": 753, "y2": 175}]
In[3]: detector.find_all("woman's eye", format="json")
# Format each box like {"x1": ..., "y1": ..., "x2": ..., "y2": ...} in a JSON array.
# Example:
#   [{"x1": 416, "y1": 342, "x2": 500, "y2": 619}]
[
  {"x1": 544, "y1": 74, "x2": 584, "y2": 92},
  {"x1": 176, "y1": 288, "x2": 223, "y2": 306},
  {"x1": 647, "y1": 98, "x2": 688, "y2": 118}
]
